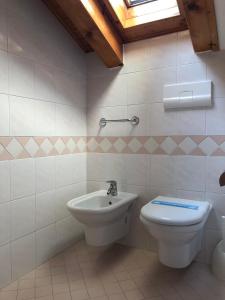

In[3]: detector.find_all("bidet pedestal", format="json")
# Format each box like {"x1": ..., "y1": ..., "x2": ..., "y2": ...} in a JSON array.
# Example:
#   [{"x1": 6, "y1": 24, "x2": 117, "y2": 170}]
[{"x1": 84, "y1": 213, "x2": 130, "y2": 246}]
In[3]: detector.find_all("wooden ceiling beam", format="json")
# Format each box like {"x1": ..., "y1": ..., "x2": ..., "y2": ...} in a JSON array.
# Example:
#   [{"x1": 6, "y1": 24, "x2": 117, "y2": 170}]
[
  {"x1": 177, "y1": 0, "x2": 219, "y2": 52},
  {"x1": 44, "y1": 0, "x2": 123, "y2": 68}
]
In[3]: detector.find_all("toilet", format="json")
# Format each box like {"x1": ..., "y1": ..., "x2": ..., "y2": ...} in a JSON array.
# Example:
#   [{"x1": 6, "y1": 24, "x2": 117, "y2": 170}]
[{"x1": 140, "y1": 196, "x2": 211, "y2": 268}]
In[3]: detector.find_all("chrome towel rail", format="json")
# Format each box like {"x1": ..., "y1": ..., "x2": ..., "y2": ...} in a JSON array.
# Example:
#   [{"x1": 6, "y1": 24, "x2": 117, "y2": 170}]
[{"x1": 99, "y1": 116, "x2": 139, "y2": 127}]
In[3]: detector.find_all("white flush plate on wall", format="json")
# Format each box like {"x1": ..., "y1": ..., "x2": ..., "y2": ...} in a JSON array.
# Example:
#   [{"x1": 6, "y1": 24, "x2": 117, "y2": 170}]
[{"x1": 163, "y1": 80, "x2": 212, "y2": 109}]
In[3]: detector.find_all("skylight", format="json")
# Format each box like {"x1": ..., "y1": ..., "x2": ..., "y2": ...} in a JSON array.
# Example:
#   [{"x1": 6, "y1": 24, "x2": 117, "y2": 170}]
[{"x1": 125, "y1": 0, "x2": 156, "y2": 7}]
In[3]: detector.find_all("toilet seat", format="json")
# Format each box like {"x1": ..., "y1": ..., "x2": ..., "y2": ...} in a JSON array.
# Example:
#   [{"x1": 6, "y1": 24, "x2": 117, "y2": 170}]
[{"x1": 141, "y1": 196, "x2": 210, "y2": 226}]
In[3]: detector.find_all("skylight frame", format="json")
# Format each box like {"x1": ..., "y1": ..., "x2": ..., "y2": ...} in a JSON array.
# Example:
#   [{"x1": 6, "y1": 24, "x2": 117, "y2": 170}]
[{"x1": 124, "y1": 0, "x2": 157, "y2": 8}]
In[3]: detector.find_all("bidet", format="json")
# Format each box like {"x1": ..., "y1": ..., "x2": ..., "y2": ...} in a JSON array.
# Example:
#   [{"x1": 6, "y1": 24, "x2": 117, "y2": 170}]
[{"x1": 67, "y1": 189, "x2": 137, "y2": 246}]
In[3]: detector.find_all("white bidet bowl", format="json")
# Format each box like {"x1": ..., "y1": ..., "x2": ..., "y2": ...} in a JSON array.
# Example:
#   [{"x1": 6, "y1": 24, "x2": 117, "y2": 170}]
[{"x1": 67, "y1": 190, "x2": 137, "y2": 246}]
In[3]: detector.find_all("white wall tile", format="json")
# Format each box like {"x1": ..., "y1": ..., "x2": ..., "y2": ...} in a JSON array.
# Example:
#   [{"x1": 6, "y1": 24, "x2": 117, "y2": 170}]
[
  {"x1": 55, "y1": 103, "x2": 86, "y2": 136},
  {"x1": 36, "y1": 191, "x2": 55, "y2": 230},
  {"x1": 0, "y1": 203, "x2": 10, "y2": 246},
  {"x1": 10, "y1": 96, "x2": 35, "y2": 136},
  {"x1": 126, "y1": 72, "x2": 149, "y2": 105},
  {"x1": 206, "y1": 157, "x2": 225, "y2": 194},
  {"x1": 0, "y1": 50, "x2": 8, "y2": 93},
  {"x1": 55, "y1": 217, "x2": 83, "y2": 251},
  {"x1": 55, "y1": 154, "x2": 86, "y2": 188},
  {"x1": 0, "y1": 9, "x2": 7, "y2": 51},
  {"x1": 175, "y1": 156, "x2": 206, "y2": 191},
  {"x1": 206, "y1": 52, "x2": 225, "y2": 98},
  {"x1": 125, "y1": 154, "x2": 148, "y2": 186},
  {"x1": 34, "y1": 100, "x2": 55, "y2": 136},
  {"x1": 177, "y1": 31, "x2": 202, "y2": 65},
  {"x1": 34, "y1": 63, "x2": 56, "y2": 101},
  {"x1": 0, "y1": 243, "x2": 11, "y2": 288},
  {"x1": 148, "y1": 33, "x2": 177, "y2": 69},
  {"x1": 127, "y1": 105, "x2": 147, "y2": 136},
  {"x1": 206, "y1": 98, "x2": 225, "y2": 135},
  {"x1": 0, "y1": 161, "x2": 10, "y2": 203},
  {"x1": 177, "y1": 109, "x2": 206, "y2": 135},
  {"x1": 35, "y1": 157, "x2": 55, "y2": 193},
  {"x1": 11, "y1": 234, "x2": 35, "y2": 280},
  {"x1": 11, "y1": 158, "x2": 35, "y2": 200},
  {"x1": 54, "y1": 181, "x2": 87, "y2": 222},
  {"x1": 178, "y1": 62, "x2": 206, "y2": 83},
  {"x1": 149, "y1": 155, "x2": 176, "y2": 190},
  {"x1": 0, "y1": 94, "x2": 9, "y2": 136},
  {"x1": 148, "y1": 67, "x2": 177, "y2": 103},
  {"x1": 87, "y1": 153, "x2": 126, "y2": 184},
  {"x1": 11, "y1": 196, "x2": 35, "y2": 240},
  {"x1": 36, "y1": 224, "x2": 57, "y2": 265},
  {"x1": 148, "y1": 103, "x2": 177, "y2": 135},
  {"x1": 123, "y1": 39, "x2": 150, "y2": 73},
  {"x1": 9, "y1": 54, "x2": 34, "y2": 98}
]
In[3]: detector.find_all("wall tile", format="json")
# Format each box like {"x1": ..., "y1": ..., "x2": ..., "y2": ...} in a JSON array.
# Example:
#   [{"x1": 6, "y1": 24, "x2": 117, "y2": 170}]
[
  {"x1": 206, "y1": 157, "x2": 225, "y2": 194},
  {"x1": 34, "y1": 63, "x2": 56, "y2": 102},
  {"x1": 11, "y1": 195, "x2": 35, "y2": 240},
  {"x1": 11, "y1": 234, "x2": 35, "y2": 280},
  {"x1": 34, "y1": 100, "x2": 55, "y2": 136},
  {"x1": 0, "y1": 9, "x2": 7, "y2": 51},
  {"x1": 124, "y1": 154, "x2": 148, "y2": 186},
  {"x1": 36, "y1": 191, "x2": 55, "y2": 230},
  {"x1": 35, "y1": 157, "x2": 55, "y2": 194},
  {"x1": 87, "y1": 153, "x2": 126, "y2": 184},
  {"x1": 9, "y1": 54, "x2": 34, "y2": 98},
  {"x1": 36, "y1": 224, "x2": 57, "y2": 265},
  {"x1": 0, "y1": 161, "x2": 10, "y2": 203},
  {"x1": 126, "y1": 72, "x2": 149, "y2": 105},
  {"x1": 175, "y1": 156, "x2": 206, "y2": 191},
  {"x1": 123, "y1": 39, "x2": 150, "y2": 73},
  {"x1": 206, "y1": 98, "x2": 225, "y2": 135},
  {"x1": 177, "y1": 62, "x2": 207, "y2": 83},
  {"x1": 148, "y1": 103, "x2": 177, "y2": 135},
  {"x1": 0, "y1": 243, "x2": 11, "y2": 288},
  {"x1": 0, "y1": 50, "x2": 8, "y2": 93},
  {"x1": 0, "y1": 202, "x2": 10, "y2": 246},
  {"x1": 206, "y1": 51, "x2": 225, "y2": 98},
  {"x1": 0, "y1": 94, "x2": 10, "y2": 136},
  {"x1": 11, "y1": 158, "x2": 35, "y2": 200},
  {"x1": 55, "y1": 217, "x2": 83, "y2": 251},
  {"x1": 177, "y1": 31, "x2": 203, "y2": 65},
  {"x1": 10, "y1": 96, "x2": 35, "y2": 136},
  {"x1": 149, "y1": 155, "x2": 176, "y2": 190},
  {"x1": 127, "y1": 105, "x2": 147, "y2": 136},
  {"x1": 148, "y1": 33, "x2": 177, "y2": 69}
]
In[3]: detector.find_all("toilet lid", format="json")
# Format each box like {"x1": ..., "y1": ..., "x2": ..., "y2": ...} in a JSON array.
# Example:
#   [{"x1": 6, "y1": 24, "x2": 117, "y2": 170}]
[{"x1": 141, "y1": 196, "x2": 211, "y2": 226}]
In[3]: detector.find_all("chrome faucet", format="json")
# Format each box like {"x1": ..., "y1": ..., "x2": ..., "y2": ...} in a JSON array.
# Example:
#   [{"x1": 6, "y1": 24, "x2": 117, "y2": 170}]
[{"x1": 106, "y1": 180, "x2": 117, "y2": 196}]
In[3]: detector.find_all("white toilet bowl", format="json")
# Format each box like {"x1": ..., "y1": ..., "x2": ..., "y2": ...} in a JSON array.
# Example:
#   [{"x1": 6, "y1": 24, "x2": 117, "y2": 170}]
[{"x1": 140, "y1": 196, "x2": 211, "y2": 268}]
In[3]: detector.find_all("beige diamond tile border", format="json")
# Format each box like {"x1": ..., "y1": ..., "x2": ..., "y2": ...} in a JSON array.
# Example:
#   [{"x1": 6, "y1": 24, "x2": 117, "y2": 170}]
[{"x1": 1, "y1": 135, "x2": 225, "y2": 161}]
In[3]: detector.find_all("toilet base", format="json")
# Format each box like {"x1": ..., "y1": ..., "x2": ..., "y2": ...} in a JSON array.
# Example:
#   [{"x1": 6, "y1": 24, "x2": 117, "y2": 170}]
[
  {"x1": 84, "y1": 213, "x2": 130, "y2": 246},
  {"x1": 158, "y1": 231, "x2": 202, "y2": 268}
]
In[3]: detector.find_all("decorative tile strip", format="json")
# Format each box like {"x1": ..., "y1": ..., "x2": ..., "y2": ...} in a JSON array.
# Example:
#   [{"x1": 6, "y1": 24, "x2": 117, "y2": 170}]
[
  {"x1": 87, "y1": 136, "x2": 225, "y2": 156},
  {"x1": 1, "y1": 135, "x2": 225, "y2": 161},
  {"x1": 0, "y1": 136, "x2": 87, "y2": 161}
]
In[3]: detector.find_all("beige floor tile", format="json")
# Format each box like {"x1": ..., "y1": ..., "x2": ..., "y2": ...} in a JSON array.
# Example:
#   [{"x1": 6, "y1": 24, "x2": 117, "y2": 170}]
[
  {"x1": 124, "y1": 289, "x2": 144, "y2": 300},
  {"x1": 53, "y1": 292, "x2": 71, "y2": 300},
  {"x1": 0, "y1": 291, "x2": 17, "y2": 300},
  {"x1": 35, "y1": 285, "x2": 53, "y2": 298},
  {"x1": 119, "y1": 280, "x2": 137, "y2": 292},
  {"x1": 17, "y1": 288, "x2": 35, "y2": 300},
  {"x1": 71, "y1": 289, "x2": 89, "y2": 300}
]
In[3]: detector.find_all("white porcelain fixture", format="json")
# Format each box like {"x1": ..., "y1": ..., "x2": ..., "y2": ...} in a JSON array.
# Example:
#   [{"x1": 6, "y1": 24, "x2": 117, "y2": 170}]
[
  {"x1": 140, "y1": 196, "x2": 211, "y2": 268},
  {"x1": 67, "y1": 190, "x2": 137, "y2": 246}
]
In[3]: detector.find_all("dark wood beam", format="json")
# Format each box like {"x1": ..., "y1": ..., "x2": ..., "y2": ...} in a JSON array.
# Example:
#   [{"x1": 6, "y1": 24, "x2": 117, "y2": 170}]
[
  {"x1": 177, "y1": 0, "x2": 219, "y2": 52},
  {"x1": 44, "y1": 0, "x2": 123, "y2": 68}
]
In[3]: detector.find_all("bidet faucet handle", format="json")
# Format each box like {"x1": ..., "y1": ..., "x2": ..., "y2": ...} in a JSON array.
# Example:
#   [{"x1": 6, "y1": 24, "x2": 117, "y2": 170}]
[{"x1": 106, "y1": 180, "x2": 117, "y2": 196}]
